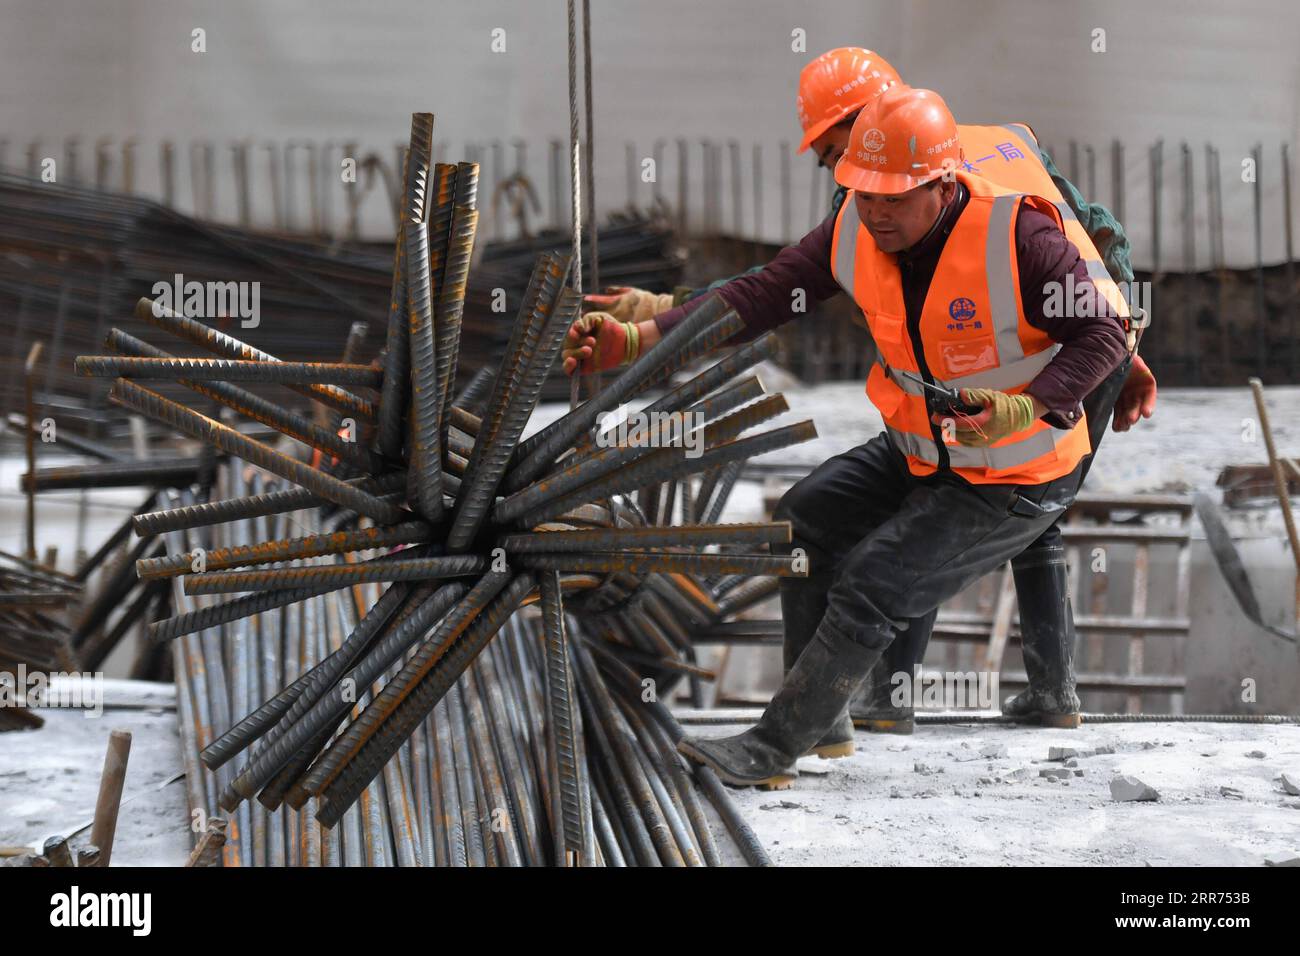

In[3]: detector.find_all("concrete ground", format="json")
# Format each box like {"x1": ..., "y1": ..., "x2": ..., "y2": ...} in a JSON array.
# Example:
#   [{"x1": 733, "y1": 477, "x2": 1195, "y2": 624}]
[
  {"x1": 0, "y1": 682, "x2": 191, "y2": 866},
  {"x1": 1, "y1": 381, "x2": 1296, "y2": 866},
  {"x1": 682, "y1": 710, "x2": 1300, "y2": 867}
]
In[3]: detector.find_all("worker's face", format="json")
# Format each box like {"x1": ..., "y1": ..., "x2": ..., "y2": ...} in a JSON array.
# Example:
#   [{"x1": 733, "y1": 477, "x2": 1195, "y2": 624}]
[
  {"x1": 810, "y1": 119, "x2": 855, "y2": 170},
  {"x1": 855, "y1": 179, "x2": 954, "y2": 253}
]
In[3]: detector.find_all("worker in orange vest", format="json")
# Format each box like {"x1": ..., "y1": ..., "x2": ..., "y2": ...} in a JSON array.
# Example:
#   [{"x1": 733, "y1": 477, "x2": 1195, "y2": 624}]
[
  {"x1": 565, "y1": 49, "x2": 1155, "y2": 753},
  {"x1": 664, "y1": 85, "x2": 1133, "y2": 787}
]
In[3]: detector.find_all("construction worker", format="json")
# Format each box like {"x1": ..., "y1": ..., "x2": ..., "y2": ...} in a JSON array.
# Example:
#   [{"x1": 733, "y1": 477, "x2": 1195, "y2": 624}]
[
  {"x1": 660, "y1": 85, "x2": 1135, "y2": 787},
  {"x1": 564, "y1": 49, "x2": 1156, "y2": 748}
]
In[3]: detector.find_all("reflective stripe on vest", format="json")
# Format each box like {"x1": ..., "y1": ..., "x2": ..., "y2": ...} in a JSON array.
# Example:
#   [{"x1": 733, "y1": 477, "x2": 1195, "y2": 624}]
[{"x1": 988, "y1": 122, "x2": 1131, "y2": 317}]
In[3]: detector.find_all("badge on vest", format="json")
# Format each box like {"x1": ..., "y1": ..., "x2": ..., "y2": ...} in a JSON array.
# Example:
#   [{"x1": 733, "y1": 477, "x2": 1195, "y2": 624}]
[{"x1": 942, "y1": 298, "x2": 995, "y2": 376}]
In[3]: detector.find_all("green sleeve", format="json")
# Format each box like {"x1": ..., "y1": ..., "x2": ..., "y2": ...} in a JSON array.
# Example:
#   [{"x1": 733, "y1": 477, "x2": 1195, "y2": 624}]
[
  {"x1": 1039, "y1": 149, "x2": 1134, "y2": 286},
  {"x1": 677, "y1": 186, "x2": 850, "y2": 305}
]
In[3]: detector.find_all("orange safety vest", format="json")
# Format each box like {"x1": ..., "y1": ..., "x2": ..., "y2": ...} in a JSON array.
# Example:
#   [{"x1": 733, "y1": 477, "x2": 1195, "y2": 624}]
[
  {"x1": 958, "y1": 124, "x2": 1133, "y2": 325},
  {"x1": 830, "y1": 170, "x2": 1093, "y2": 485}
]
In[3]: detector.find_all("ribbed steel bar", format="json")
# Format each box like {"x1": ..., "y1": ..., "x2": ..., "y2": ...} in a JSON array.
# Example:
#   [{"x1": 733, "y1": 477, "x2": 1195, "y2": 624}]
[
  {"x1": 316, "y1": 573, "x2": 534, "y2": 827},
  {"x1": 433, "y1": 165, "x2": 479, "y2": 448},
  {"x1": 109, "y1": 379, "x2": 404, "y2": 524},
  {"x1": 133, "y1": 472, "x2": 407, "y2": 537},
  {"x1": 135, "y1": 296, "x2": 375, "y2": 421},
  {"x1": 201, "y1": 579, "x2": 421, "y2": 770},
  {"x1": 447, "y1": 278, "x2": 576, "y2": 550},
  {"x1": 138, "y1": 521, "x2": 433, "y2": 580},
  {"x1": 498, "y1": 522, "x2": 789, "y2": 554},
  {"x1": 503, "y1": 294, "x2": 734, "y2": 494},
  {"x1": 572, "y1": 640, "x2": 680, "y2": 866},
  {"x1": 21, "y1": 457, "x2": 208, "y2": 493},
  {"x1": 445, "y1": 682, "x2": 486, "y2": 866},
  {"x1": 298, "y1": 572, "x2": 512, "y2": 802},
  {"x1": 515, "y1": 419, "x2": 815, "y2": 527},
  {"x1": 605, "y1": 308, "x2": 748, "y2": 414},
  {"x1": 183, "y1": 554, "x2": 486, "y2": 596},
  {"x1": 518, "y1": 551, "x2": 799, "y2": 577},
  {"x1": 447, "y1": 404, "x2": 482, "y2": 437},
  {"x1": 148, "y1": 582, "x2": 334, "y2": 645},
  {"x1": 493, "y1": 375, "x2": 767, "y2": 524},
  {"x1": 407, "y1": 222, "x2": 444, "y2": 518},
  {"x1": 106, "y1": 328, "x2": 378, "y2": 471},
  {"x1": 77, "y1": 355, "x2": 383, "y2": 387},
  {"x1": 230, "y1": 583, "x2": 459, "y2": 805},
  {"x1": 376, "y1": 114, "x2": 433, "y2": 458},
  {"x1": 713, "y1": 576, "x2": 781, "y2": 619},
  {"x1": 507, "y1": 393, "x2": 789, "y2": 529},
  {"x1": 701, "y1": 459, "x2": 745, "y2": 525},
  {"x1": 586, "y1": 641, "x2": 720, "y2": 865},
  {"x1": 540, "y1": 571, "x2": 584, "y2": 860}
]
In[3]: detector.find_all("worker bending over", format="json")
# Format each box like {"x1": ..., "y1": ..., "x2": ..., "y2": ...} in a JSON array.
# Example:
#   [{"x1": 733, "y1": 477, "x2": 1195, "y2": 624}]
[{"x1": 565, "y1": 49, "x2": 1154, "y2": 746}]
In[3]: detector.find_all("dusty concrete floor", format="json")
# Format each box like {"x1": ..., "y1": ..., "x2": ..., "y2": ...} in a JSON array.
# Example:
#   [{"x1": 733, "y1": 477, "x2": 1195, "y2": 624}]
[
  {"x1": 0, "y1": 683, "x2": 191, "y2": 866},
  {"x1": 680, "y1": 710, "x2": 1300, "y2": 866},
  {"x1": 1, "y1": 382, "x2": 1296, "y2": 866}
]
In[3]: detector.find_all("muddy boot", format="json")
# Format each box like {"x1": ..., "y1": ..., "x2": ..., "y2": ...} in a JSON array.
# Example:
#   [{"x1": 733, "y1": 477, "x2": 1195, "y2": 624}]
[
  {"x1": 779, "y1": 573, "x2": 855, "y2": 758},
  {"x1": 1003, "y1": 546, "x2": 1082, "y2": 728},
  {"x1": 679, "y1": 627, "x2": 884, "y2": 788},
  {"x1": 851, "y1": 608, "x2": 937, "y2": 734}
]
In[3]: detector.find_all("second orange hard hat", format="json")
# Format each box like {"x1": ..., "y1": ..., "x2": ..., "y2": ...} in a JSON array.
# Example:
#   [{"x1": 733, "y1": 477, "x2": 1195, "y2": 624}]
[
  {"x1": 796, "y1": 47, "x2": 902, "y2": 153},
  {"x1": 834, "y1": 85, "x2": 963, "y2": 194}
]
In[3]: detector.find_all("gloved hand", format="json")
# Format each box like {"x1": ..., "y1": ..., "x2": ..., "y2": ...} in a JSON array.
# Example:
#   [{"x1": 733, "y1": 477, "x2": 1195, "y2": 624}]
[
  {"x1": 583, "y1": 286, "x2": 674, "y2": 324},
  {"x1": 562, "y1": 312, "x2": 640, "y2": 376},
  {"x1": 934, "y1": 387, "x2": 1039, "y2": 447},
  {"x1": 1111, "y1": 353, "x2": 1157, "y2": 433}
]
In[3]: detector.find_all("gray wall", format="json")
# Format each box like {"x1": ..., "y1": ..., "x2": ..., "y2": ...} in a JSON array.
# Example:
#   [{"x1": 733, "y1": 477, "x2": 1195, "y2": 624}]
[{"x1": 2, "y1": 0, "x2": 1297, "y2": 266}]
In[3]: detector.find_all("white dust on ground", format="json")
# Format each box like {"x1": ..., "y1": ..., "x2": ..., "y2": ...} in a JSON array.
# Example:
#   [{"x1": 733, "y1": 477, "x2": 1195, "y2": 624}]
[{"x1": 688, "y1": 714, "x2": 1300, "y2": 867}]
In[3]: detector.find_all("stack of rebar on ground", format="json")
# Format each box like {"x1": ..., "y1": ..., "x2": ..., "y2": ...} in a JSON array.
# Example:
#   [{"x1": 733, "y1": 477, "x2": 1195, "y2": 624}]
[
  {"x1": 0, "y1": 169, "x2": 683, "y2": 440},
  {"x1": 71, "y1": 112, "x2": 816, "y2": 865}
]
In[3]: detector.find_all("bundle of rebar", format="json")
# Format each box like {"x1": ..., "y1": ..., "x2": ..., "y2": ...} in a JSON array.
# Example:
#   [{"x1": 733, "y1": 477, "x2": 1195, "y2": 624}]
[{"x1": 73, "y1": 112, "x2": 815, "y2": 865}]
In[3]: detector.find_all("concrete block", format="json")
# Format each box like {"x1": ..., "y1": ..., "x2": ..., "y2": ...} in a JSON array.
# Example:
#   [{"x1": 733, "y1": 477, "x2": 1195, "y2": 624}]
[{"x1": 1110, "y1": 775, "x2": 1160, "y2": 802}]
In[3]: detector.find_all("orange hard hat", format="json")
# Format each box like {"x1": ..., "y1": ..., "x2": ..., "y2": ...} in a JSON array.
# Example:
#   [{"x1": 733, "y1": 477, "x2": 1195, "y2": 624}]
[
  {"x1": 796, "y1": 47, "x2": 902, "y2": 153},
  {"x1": 834, "y1": 85, "x2": 963, "y2": 195}
]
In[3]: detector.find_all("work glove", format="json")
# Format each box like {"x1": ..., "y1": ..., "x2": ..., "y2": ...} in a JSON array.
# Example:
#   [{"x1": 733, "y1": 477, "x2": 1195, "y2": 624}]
[
  {"x1": 1111, "y1": 353, "x2": 1157, "y2": 433},
  {"x1": 561, "y1": 312, "x2": 640, "y2": 376},
  {"x1": 937, "y1": 387, "x2": 1038, "y2": 447},
  {"x1": 583, "y1": 286, "x2": 674, "y2": 324}
]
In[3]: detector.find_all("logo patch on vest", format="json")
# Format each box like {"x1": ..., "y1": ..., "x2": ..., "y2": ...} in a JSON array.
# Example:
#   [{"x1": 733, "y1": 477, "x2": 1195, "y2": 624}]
[{"x1": 948, "y1": 297, "x2": 977, "y2": 322}]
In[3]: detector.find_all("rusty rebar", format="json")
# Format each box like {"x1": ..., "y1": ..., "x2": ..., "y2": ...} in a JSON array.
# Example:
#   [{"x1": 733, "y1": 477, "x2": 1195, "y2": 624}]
[
  {"x1": 498, "y1": 522, "x2": 790, "y2": 553},
  {"x1": 107, "y1": 328, "x2": 378, "y2": 471},
  {"x1": 132, "y1": 472, "x2": 406, "y2": 537},
  {"x1": 135, "y1": 296, "x2": 375, "y2": 422},
  {"x1": 183, "y1": 554, "x2": 486, "y2": 596},
  {"x1": 110, "y1": 379, "x2": 404, "y2": 525},
  {"x1": 77, "y1": 355, "x2": 383, "y2": 387},
  {"x1": 138, "y1": 522, "x2": 433, "y2": 580}
]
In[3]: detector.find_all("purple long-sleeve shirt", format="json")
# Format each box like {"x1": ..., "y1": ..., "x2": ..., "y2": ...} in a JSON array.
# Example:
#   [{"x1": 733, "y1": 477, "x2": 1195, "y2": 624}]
[{"x1": 655, "y1": 183, "x2": 1127, "y2": 428}]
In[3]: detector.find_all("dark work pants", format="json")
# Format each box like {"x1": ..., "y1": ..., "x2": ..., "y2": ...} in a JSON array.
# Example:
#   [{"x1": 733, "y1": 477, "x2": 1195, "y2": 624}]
[
  {"x1": 775, "y1": 433, "x2": 1084, "y2": 654},
  {"x1": 775, "y1": 355, "x2": 1132, "y2": 671}
]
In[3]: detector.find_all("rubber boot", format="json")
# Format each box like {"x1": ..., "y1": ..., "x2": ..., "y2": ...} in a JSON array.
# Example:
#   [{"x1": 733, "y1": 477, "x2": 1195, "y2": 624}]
[
  {"x1": 678, "y1": 627, "x2": 885, "y2": 788},
  {"x1": 779, "y1": 576, "x2": 855, "y2": 759},
  {"x1": 1003, "y1": 546, "x2": 1082, "y2": 728},
  {"x1": 851, "y1": 608, "x2": 937, "y2": 734}
]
